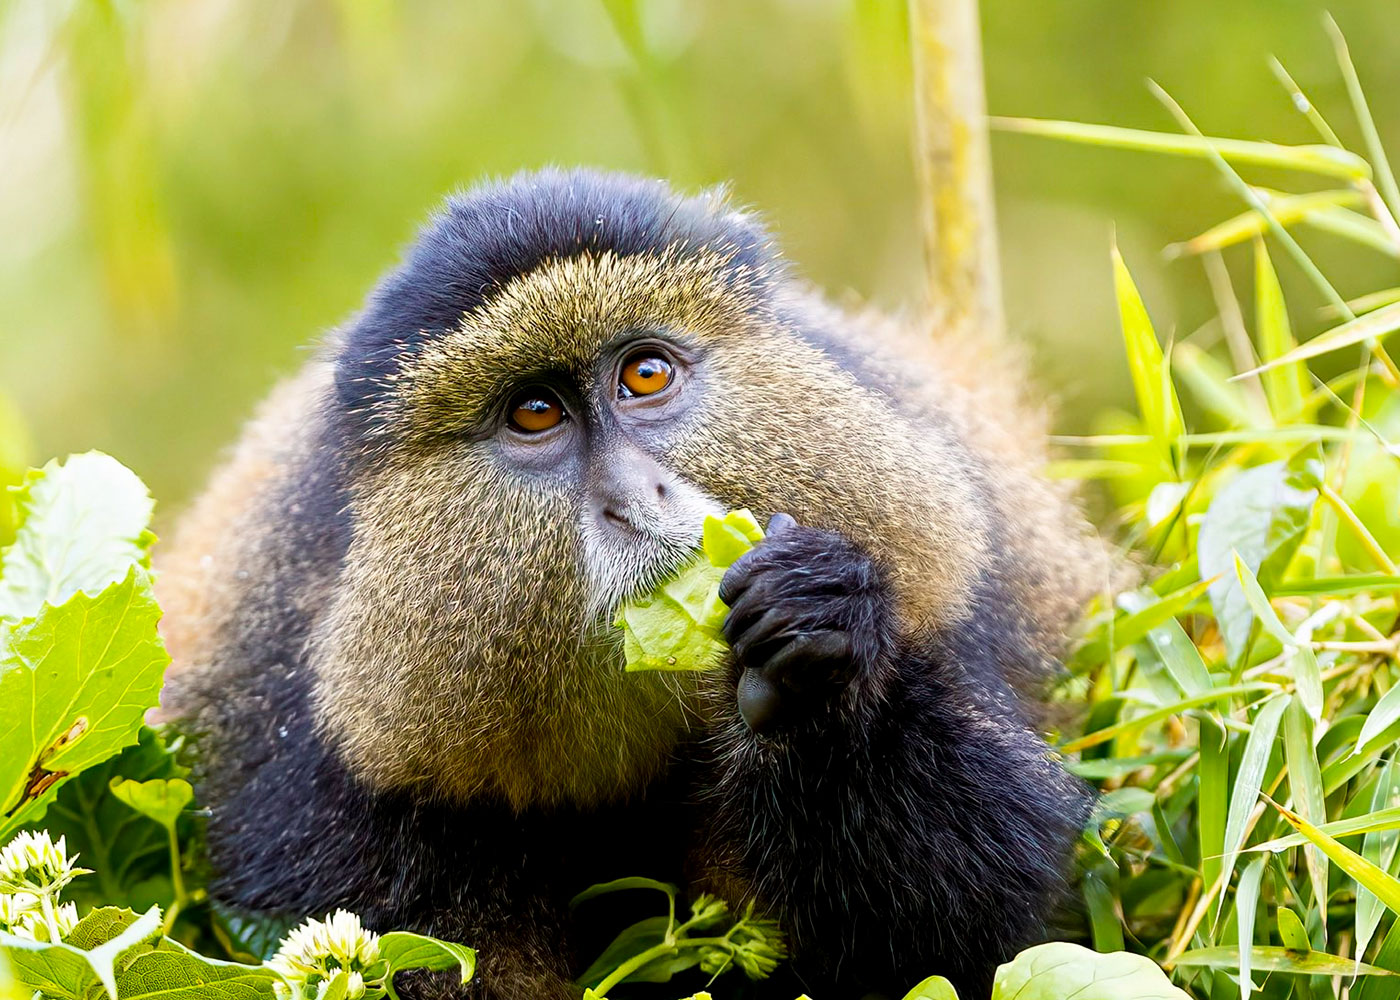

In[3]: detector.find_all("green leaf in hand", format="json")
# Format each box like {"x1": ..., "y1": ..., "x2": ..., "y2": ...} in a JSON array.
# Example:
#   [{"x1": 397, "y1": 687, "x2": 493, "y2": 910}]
[{"x1": 616, "y1": 510, "x2": 763, "y2": 672}]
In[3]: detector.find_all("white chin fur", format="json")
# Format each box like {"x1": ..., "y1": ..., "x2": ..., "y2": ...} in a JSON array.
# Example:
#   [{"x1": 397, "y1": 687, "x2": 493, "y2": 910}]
[{"x1": 580, "y1": 483, "x2": 724, "y2": 620}]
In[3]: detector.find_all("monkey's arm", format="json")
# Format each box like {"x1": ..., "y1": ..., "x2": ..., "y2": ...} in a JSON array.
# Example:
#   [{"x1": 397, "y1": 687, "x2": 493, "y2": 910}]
[{"x1": 699, "y1": 515, "x2": 1089, "y2": 997}]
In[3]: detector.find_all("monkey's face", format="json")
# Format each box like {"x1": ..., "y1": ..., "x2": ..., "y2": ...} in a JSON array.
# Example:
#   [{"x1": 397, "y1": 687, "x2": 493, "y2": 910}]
[{"x1": 313, "y1": 247, "x2": 989, "y2": 808}]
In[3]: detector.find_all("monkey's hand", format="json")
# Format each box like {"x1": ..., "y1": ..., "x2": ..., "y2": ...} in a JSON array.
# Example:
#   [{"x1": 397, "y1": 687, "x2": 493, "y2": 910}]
[{"x1": 719, "y1": 513, "x2": 895, "y2": 734}]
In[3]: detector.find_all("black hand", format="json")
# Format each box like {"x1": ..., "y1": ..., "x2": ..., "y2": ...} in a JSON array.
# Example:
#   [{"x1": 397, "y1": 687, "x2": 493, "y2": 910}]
[{"x1": 718, "y1": 513, "x2": 893, "y2": 734}]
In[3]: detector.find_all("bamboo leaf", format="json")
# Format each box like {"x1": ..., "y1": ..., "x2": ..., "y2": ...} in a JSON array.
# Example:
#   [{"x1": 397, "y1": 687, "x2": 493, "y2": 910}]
[
  {"x1": 1236, "y1": 858, "x2": 1266, "y2": 1000},
  {"x1": 1266, "y1": 793, "x2": 1400, "y2": 916},
  {"x1": 1254, "y1": 239, "x2": 1306, "y2": 423},
  {"x1": 1172, "y1": 945, "x2": 1392, "y2": 976},
  {"x1": 1112, "y1": 244, "x2": 1185, "y2": 475},
  {"x1": 1236, "y1": 300, "x2": 1400, "y2": 379},
  {"x1": 990, "y1": 117, "x2": 1372, "y2": 179},
  {"x1": 1218, "y1": 695, "x2": 1288, "y2": 918},
  {"x1": 1283, "y1": 698, "x2": 1329, "y2": 926}
]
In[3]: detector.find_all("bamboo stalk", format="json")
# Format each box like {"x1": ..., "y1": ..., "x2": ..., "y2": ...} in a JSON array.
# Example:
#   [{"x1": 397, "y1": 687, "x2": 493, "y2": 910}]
[{"x1": 908, "y1": 0, "x2": 1005, "y2": 339}]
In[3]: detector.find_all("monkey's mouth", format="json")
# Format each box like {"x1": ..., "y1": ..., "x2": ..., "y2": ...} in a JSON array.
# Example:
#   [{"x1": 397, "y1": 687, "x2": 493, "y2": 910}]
[{"x1": 582, "y1": 528, "x2": 703, "y2": 622}]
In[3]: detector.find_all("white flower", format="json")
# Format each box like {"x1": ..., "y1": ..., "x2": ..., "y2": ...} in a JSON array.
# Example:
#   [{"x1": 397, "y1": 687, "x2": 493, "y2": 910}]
[
  {"x1": 0, "y1": 892, "x2": 39, "y2": 931},
  {"x1": 0, "y1": 832, "x2": 90, "y2": 896},
  {"x1": 10, "y1": 900, "x2": 79, "y2": 942},
  {"x1": 269, "y1": 910, "x2": 383, "y2": 1000}
]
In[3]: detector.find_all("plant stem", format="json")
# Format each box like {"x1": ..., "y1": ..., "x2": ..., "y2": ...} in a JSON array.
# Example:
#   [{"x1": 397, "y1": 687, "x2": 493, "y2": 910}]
[
  {"x1": 908, "y1": 0, "x2": 1004, "y2": 339},
  {"x1": 590, "y1": 940, "x2": 677, "y2": 998}
]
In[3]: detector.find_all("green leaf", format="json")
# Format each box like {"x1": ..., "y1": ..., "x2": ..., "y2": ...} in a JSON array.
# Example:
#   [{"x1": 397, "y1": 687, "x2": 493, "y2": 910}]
[
  {"x1": 1172, "y1": 945, "x2": 1393, "y2": 976},
  {"x1": 1254, "y1": 239, "x2": 1307, "y2": 424},
  {"x1": 1082, "y1": 787, "x2": 1155, "y2": 856},
  {"x1": 1112, "y1": 243, "x2": 1185, "y2": 475},
  {"x1": 1267, "y1": 794, "x2": 1400, "y2": 916},
  {"x1": 570, "y1": 877, "x2": 678, "y2": 909},
  {"x1": 1236, "y1": 299, "x2": 1400, "y2": 379},
  {"x1": 36, "y1": 727, "x2": 188, "y2": 913},
  {"x1": 378, "y1": 931, "x2": 476, "y2": 993},
  {"x1": 575, "y1": 916, "x2": 673, "y2": 990},
  {"x1": 1233, "y1": 554, "x2": 1324, "y2": 718},
  {"x1": 109, "y1": 778, "x2": 193, "y2": 831},
  {"x1": 0, "y1": 568, "x2": 170, "y2": 837},
  {"x1": 1283, "y1": 697, "x2": 1329, "y2": 924},
  {"x1": 118, "y1": 935, "x2": 280, "y2": 1000},
  {"x1": 902, "y1": 976, "x2": 960, "y2": 1000},
  {"x1": 1235, "y1": 857, "x2": 1265, "y2": 1000},
  {"x1": 1358, "y1": 758, "x2": 1400, "y2": 964},
  {"x1": 990, "y1": 117, "x2": 1372, "y2": 179},
  {"x1": 0, "y1": 453, "x2": 155, "y2": 621},
  {"x1": 3, "y1": 905, "x2": 163, "y2": 1000},
  {"x1": 1218, "y1": 694, "x2": 1287, "y2": 918},
  {"x1": 616, "y1": 511, "x2": 763, "y2": 672},
  {"x1": 1168, "y1": 189, "x2": 1364, "y2": 257},
  {"x1": 990, "y1": 942, "x2": 1189, "y2": 999},
  {"x1": 1197, "y1": 457, "x2": 1321, "y2": 665},
  {"x1": 1276, "y1": 906, "x2": 1310, "y2": 952}
]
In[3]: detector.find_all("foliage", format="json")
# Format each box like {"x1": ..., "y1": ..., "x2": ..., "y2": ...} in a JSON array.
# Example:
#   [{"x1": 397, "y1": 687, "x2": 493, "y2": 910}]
[
  {"x1": 1023, "y1": 27, "x2": 1400, "y2": 998},
  {"x1": 0, "y1": 456, "x2": 473, "y2": 1000},
  {"x1": 616, "y1": 509, "x2": 764, "y2": 672}
]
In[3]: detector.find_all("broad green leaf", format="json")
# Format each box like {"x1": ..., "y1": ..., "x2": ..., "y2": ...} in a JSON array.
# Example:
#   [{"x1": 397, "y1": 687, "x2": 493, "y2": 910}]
[
  {"x1": 902, "y1": 976, "x2": 960, "y2": 1000},
  {"x1": 3, "y1": 905, "x2": 162, "y2": 1000},
  {"x1": 36, "y1": 727, "x2": 188, "y2": 913},
  {"x1": 574, "y1": 916, "x2": 686, "y2": 990},
  {"x1": 616, "y1": 511, "x2": 763, "y2": 672},
  {"x1": 378, "y1": 931, "x2": 475, "y2": 993},
  {"x1": 1268, "y1": 794, "x2": 1400, "y2": 915},
  {"x1": 1112, "y1": 244, "x2": 1184, "y2": 475},
  {"x1": 1235, "y1": 857, "x2": 1265, "y2": 1000},
  {"x1": 0, "y1": 569, "x2": 170, "y2": 837},
  {"x1": 1283, "y1": 697, "x2": 1329, "y2": 925},
  {"x1": 990, "y1": 117, "x2": 1372, "y2": 179},
  {"x1": 1197, "y1": 457, "x2": 1320, "y2": 666},
  {"x1": 1217, "y1": 694, "x2": 1287, "y2": 918},
  {"x1": 1172, "y1": 946, "x2": 1393, "y2": 976},
  {"x1": 990, "y1": 942, "x2": 1188, "y2": 999},
  {"x1": 0, "y1": 453, "x2": 155, "y2": 621},
  {"x1": 1254, "y1": 239, "x2": 1307, "y2": 423},
  {"x1": 117, "y1": 935, "x2": 280, "y2": 1000},
  {"x1": 109, "y1": 778, "x2": 193, "y2": 831}
]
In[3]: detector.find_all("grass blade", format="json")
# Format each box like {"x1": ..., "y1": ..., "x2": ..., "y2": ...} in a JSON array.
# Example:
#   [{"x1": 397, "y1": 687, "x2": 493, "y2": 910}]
[
  {"x1": 1254, "y1": 238, "x2": 1307, "y2": 423},
  {"x1": 990, "y1": 117, "x2": 1371, "y2": 179},
  {"x1": 1171, "y1": 945, "x2": 1394, "y2": 976},
  {"x1": 1218, "y1": 695, "x2": 1288, "y2": 921},
  {"x1": 1357, "y1": 758, "x2": 1400, "y2": 964},
  {"x1": 1265, "y1": 792, "x2": 1400, "y2": 916},
  {"x1": 1326, "y1": 14, "x2": 1400, "y2": 226},
  {"x1": 1059, "y1": 684, "x2": 1278, "y2": 754},
  {"x1": 1235, "y1": 300, "x2": 1400, "y2": 379},
  {"x1": 1113, "y1": 241, "x2": 1185, "y2": 474},
  {"x1": 1236, "y1": 858, "x2": 1266, "y2": 1000},
  {"x1": 1167, "y1": 189, "x2": 1363, "y2": 257},
  {"x1": 1283, "y1": 697, "x2": 1330, "y2": 930},
  {"x1": 1254, "y1": 804, "x2": 1400, "y2": 852}
]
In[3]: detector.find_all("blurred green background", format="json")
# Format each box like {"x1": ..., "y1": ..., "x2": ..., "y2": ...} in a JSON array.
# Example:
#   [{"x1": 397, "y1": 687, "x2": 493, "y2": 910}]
[{"x1": 2, "y1": 0, "x2": 1398, "y2": 517}]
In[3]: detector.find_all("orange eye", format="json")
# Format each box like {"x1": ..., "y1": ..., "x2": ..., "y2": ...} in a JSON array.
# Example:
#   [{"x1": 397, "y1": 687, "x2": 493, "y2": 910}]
[
  {"x1": 619, "y1": 353, "x2": 674, "y2": 397},
  {"x1": 509, "y1": 392, "x2": 565, "y2": 433}
]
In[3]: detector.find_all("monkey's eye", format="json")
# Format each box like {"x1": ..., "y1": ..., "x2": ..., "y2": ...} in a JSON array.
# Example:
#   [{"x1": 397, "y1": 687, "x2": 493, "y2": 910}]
[
  {"x1": 619, "y1": 352, "x2": 674, "y2": 398},
  {"x1": 508, "y1": 391, "x2": 565, "y2": 433}
]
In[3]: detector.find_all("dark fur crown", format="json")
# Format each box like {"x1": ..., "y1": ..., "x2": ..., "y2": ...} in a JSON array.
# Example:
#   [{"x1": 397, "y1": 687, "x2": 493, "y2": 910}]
[{"x1": 336, "y1": 169, "x2": 775, "y2": 419}]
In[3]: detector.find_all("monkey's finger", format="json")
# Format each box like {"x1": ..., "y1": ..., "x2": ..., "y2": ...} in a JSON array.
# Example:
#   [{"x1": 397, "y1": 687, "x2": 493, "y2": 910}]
[
  {"x1": 761, "y1": 630, "x2": 854, "y2": 692},
  {"x1": 764, "y1": 512, "x2": 798, "y2": 536},
  {"x1": 721, "y1": 574, "x2": 783, "y2": 638},
  {"x1": 730, "y1": 608, "x2": 798, "y2": 665}
]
